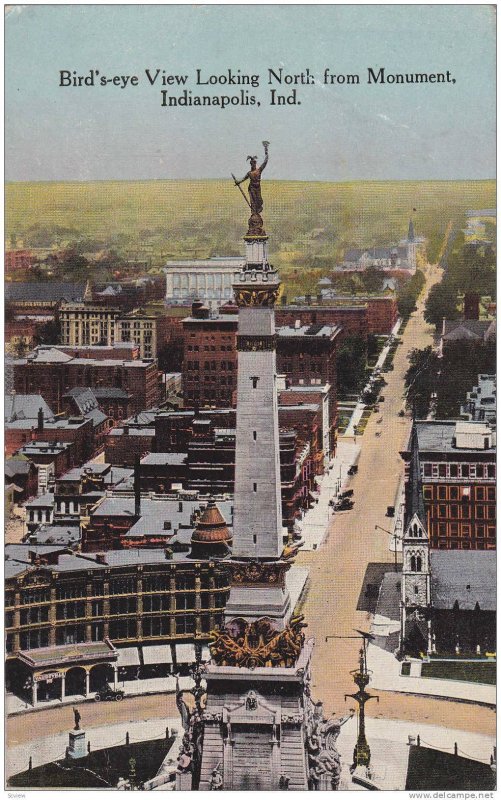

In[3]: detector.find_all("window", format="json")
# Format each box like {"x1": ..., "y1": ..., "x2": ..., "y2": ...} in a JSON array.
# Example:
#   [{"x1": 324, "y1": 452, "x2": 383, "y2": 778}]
[
  {"x1": 450, "y1": 487, "x2": 459, "y2": 500},
  {"x1": 438, "y1": 464, "x2": 447, "y2": 477},
  {"x1": 476, "y1": 465, "x2": 484, "y2": 478},
  {"x1": 109, "y1": 577, "x2": 136, "y2": 595},
  {"x1": 449, "y1": 464, "x2": 458, "y2": 478},
  {"x1": 56, "y1": 601, "x2": 85, "y2": 620},
  {"x1": 487, "y1": 487, "x2": 496, "y2": 501},
  {"x1": 176, "y1": 593, "x2": 195, "y2": 610},
  {"x1": 438, "y1": 486, "x2": 447, "y2": 499},
  {"x1": 176, "y1": 615, "x2": 195, "y2": 634},
  {"x1": 110, "y1": 597, "x2": 137, "y2": 615},
  {"x1": 487, "y1": 464, "x2": 495, "y2": 478},
  {"x1": 475, "y1": 487, "x2": 485, "y2": 501},
  {"x1": 438, "y1": 505, "x2": 447, "y2": 518},
  {"x1": 461, "y1": 465, "x2": 469, "y2": 478}
]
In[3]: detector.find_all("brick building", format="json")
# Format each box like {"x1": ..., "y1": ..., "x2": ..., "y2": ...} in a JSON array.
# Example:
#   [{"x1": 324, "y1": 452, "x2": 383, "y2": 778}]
[
  {"x1": 276, "y1": 304, "x2": 368, "y2": 340},
  {"x1": 5, "y1": 413, "x2": 94, "y2": 464},
  {"x1": 182, "y1": 306, "x2": 238, "y2": 407},
  {"x1": 5, "y1": 249, "x2": 33, "y2": 276},
  {"x1": 181, "y1": 304, "x2": 341, "y2": 425},
  {"x1": 276, "y1": 295, "x2": 398, "y2": 336},
  {"x1": 12, "y1": 346, "x2": 160, "y2": 414},
  {"x1": 401, "y1": 420, "x2": 496, "y2": 551}
]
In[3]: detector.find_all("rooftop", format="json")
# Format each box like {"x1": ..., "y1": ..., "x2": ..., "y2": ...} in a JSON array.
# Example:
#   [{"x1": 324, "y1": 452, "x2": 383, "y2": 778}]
[
  {"x1": 414, "y1": 420, "x2": 496, "y2": 455},
  {"x1": 277, "y1": 324, "x2": 340, "y2": 338},
  {"x1": 140, "y1": 453, "x2": 188, "y2": 466},
  {"x1": 5, "y1": 282, "x2": 86, "y2": 303},
  {"x1": 4, "y1": 394, "x2": 54, "y2": 423},
  {"x1": 430, "y1": 551, "x2": 496, "y2": 610}
]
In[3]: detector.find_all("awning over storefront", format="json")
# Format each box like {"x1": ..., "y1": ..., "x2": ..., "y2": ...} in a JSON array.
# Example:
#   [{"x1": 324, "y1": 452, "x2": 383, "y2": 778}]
[
  {"x1": 116, "y1": 647, "x2": 140, "y2": 667},
  {"x1": 174, "y1": 643, "x2": 196, "y2": 664},
  {"x1": 142, "y1": 645, "x2": 173, "y2": 665}
]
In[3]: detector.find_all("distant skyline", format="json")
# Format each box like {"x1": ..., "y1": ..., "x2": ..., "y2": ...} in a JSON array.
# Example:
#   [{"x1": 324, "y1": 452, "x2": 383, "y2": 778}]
[{"x1": 6, "y1": 5, "x2": 496, "y2": 182}]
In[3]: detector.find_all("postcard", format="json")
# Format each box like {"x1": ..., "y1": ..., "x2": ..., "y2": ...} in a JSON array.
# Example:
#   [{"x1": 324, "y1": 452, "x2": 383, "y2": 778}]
[{"x1": 5, "y1": 4, "x2": 496, "y2": 793}]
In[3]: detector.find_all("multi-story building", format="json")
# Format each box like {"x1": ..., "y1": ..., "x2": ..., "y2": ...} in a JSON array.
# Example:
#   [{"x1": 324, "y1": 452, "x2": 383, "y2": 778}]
[
  {"x1": 13, "y1": 346, "x2": 160, "y2": 414},
  {"x1": 59, "y1": 302, "x2": 121, "y2": 347},
  {"x1": 5, "y1": 249, "x2": 33, "y2": 276},
  {"x1": 277, "y1": 297, "x2": 398, "y2": 336},
  {"x1": 5, "y1": 282, "x2": 87, "y2": 318},
  {"x1": 5, "y1": 527, "x2": 231, "y2": 705},
  {"x1": 460, "y1": 374, "x2": 496, "y2": 423},
  {"x1": 276, "y1": 304, "x2": 369, "y2": 340},
  {"x1": 182, "y1": 306, "x2": 238, "y2": 407},
  {"x1": 399, "y1": 424, "x2": 496, "y2": 658},
  {"x1": 401, "y1": 419, "x2": 496, "y2": 551},
  {"x1": 115, "y1": 307, "x2": 170, "y2": 360},
  {"x1": 164, "y1": 257, "x2": 244, "y2": 304},
  {"x1": 181, "y1": 305, "x2": 341, "y2": 419},
  {"x1": 5, "y1": 410, "x2": 94, "y2": 464}
]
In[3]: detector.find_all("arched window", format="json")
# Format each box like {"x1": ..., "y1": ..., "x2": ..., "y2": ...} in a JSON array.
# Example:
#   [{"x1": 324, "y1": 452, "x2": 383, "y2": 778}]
[
  {"x1": 410, "y1": 555, "x2": 416, "y2": 571},
  {"x1": 413, "y1": 523, "x2": 419, "y2": 537},
  {"x1": 416, "y1": 555, "x2": 422, "y2": 572}
]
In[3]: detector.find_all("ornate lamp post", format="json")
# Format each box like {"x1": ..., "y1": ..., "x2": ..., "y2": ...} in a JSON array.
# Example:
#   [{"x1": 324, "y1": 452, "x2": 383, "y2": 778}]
[{"x1": 345, "y1": 647, "x2": 379, "y2": 769}]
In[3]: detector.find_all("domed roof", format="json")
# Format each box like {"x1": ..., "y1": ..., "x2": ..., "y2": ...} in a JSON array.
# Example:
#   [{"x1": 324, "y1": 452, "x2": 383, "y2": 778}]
[{"x1": 191, "y1": 499, "x2": 232, "y2": 545}]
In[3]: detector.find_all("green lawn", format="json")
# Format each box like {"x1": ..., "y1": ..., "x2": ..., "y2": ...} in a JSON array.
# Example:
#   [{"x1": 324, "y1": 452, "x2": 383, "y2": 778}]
[{"x1": 421, "y1": 661, "x2": 496, "y2": 685}]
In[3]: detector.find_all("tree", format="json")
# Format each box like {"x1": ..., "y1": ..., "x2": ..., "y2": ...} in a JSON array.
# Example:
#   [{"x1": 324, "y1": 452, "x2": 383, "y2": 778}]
[
  {"x1": 404, "y1": 346, "x2": 440, "y2": 418},
  {"x1": 424, "y1": 281, "x2": 459, "y2": 328},
  {"x1": 34, "y1": 319, "x2": 61, "y2": 346},
  {"x1": 362, "y1": 266, "x2": 384, "y2": 293},
  {"x1": 337, "y1": 336, "x2": 367, "y2": 395}
]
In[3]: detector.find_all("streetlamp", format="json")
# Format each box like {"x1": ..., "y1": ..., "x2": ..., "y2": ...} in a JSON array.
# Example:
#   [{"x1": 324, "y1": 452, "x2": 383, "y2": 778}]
[{"x1": 374, "y1": 524, "x2": 402, "y2": 573}]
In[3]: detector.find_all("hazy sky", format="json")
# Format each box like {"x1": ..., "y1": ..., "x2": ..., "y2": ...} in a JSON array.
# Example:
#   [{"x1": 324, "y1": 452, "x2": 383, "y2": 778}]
[{"x1": 5, "y1": 4, "x2": 496, "y2": 182}]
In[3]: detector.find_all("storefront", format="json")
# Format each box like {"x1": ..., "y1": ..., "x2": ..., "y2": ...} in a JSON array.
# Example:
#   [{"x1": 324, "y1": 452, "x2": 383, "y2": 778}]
[{"x1": 12, "y1": 641, "x2": 118, "y2": 706}]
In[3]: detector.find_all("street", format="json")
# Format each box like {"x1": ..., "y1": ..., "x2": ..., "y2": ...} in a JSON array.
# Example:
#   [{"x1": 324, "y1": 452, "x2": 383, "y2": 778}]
[
  {"x1": 6, "y1": 263, "x2": 495, "y2": 759},
  {"x1": 296, "y1": 263, "x2": 495, "y2": 736}
]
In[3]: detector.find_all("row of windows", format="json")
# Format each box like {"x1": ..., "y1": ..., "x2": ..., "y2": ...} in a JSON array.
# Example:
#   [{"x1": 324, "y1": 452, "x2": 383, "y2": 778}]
[
  {"x1": 424, "y1": 485, "x2": 496, "y2": 502},
  {"x1": 431, "y1": 523, "x2": 496, "y2": 538},
  {"x1": 186, "y1": 344, "x2": 234, "y2": 352},
  {"x1": 8, "y1": 574, "x2": 228, "y2": 607},
  {"x1": 431, "y1": 505, "x2": 495, "y2": 520},
  {"x1": 422, "y1": 462, "x2": 495, "y2": 480}
]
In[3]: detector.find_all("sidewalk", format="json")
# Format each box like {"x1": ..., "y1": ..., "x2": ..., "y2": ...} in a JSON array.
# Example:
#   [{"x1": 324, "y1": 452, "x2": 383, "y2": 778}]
[
  {"x1": 298, "y1": 438, "x2": 361, "y2": 551},
  {"x1": 366, "y1": 643, "x2": 496, "y2": 706},
  {"x1": 6, "y1": 715, "x2": 181, "y2": 780},
  {"x1": 336, "y1": 715, "x2": 495, "y2": 790},
  {"x1": 344, "y1": 318, "x2": 401, "y2": 439}
]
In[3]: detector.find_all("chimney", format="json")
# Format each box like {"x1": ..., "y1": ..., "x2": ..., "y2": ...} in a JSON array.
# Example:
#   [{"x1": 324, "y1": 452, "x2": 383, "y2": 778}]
[
  {"x1": 305, "y1": 294, "x2": 312, "y2": 305},
  {"x1": 37, "y1": 407, "x2": 44, "y2": 431},
  {"x1": 134, "y1": 455, "x2": 141, "y2": 517},
  {"x1": 95, "y1": 552, "x2": 107, "y2": 564}
]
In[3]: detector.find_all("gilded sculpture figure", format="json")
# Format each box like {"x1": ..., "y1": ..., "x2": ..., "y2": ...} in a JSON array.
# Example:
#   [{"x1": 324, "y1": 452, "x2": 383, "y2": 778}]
[
  {"x1": 209, "y1": 614, "x2": 307, "y2": 669},
  {"x1": 232, "y1": 141, "x2": 270, "y2": 236}
]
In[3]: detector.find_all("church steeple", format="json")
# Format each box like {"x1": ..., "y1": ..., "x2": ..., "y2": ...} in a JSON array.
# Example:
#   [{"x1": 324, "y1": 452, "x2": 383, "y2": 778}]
[{"x1": 405, "y1": 422, "x2": 427, "y2": 532}]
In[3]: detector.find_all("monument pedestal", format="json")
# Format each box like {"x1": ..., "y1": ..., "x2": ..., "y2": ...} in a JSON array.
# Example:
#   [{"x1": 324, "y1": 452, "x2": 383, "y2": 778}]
[{"x1": 67, "y1": 729, "x2": 86, "y2": 759}]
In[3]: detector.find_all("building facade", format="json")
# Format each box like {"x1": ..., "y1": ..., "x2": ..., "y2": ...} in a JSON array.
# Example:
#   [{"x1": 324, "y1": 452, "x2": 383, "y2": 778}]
[
  {"x1": 164, "y1": 257, "x2": 244, "y2": 303},
  {"x1": 5, "y1": 543, "x2": 230, "y2": 706},
  {"x1": 401, "y1": 420, "x2": 496, "y2": 552}
]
